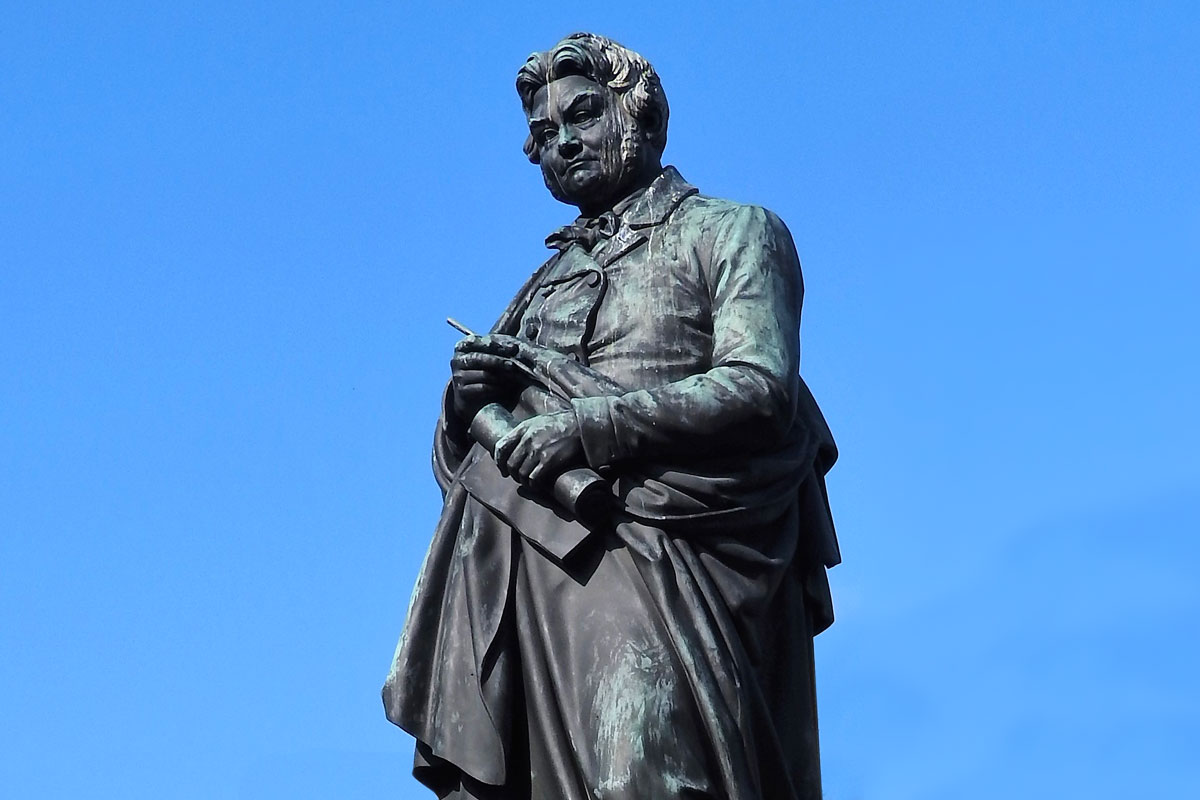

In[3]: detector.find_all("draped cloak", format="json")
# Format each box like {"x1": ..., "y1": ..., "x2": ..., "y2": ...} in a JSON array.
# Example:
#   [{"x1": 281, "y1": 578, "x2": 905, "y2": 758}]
[{"x1": 383, "y1": 168, "x2": 840, "y2": 800}]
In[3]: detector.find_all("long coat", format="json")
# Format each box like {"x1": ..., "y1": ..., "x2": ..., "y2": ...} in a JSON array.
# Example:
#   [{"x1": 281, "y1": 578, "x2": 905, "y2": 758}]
[{"x1": 384, "y1": 167, "x2": 840, "y2": 800}]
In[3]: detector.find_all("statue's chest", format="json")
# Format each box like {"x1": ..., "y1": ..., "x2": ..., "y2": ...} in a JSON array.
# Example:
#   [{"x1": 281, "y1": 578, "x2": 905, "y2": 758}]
[
  {"x1": 519, "y1": 235, "x2": 711, "y2": 369},
  {"x1": 518, "y1": 246, "x2": 606, "y2": 361}
]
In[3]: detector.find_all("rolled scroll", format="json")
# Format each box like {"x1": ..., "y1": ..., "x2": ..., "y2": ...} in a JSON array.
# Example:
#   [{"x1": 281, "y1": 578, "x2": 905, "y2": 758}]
[{"x1": 469, "y1": 403, "x2": 611, "y2": 525}]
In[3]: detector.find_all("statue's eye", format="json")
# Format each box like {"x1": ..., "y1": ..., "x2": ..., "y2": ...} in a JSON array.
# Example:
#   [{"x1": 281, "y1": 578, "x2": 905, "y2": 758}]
[
  {"x1": 533, "y1": 126, "x2": 556, "y2": 146},
  {"x1": 571, "y1": 109, "x2": 595, "y2": 125}
]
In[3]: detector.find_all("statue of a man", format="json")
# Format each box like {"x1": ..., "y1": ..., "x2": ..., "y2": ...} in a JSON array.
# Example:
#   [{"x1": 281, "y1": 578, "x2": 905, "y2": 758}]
[{"x1": 384, "y1": 32, "x2": 840, "y2": 800}]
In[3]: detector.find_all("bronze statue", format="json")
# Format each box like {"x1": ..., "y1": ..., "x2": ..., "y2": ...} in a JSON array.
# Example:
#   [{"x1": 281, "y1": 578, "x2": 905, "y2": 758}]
[{"x1": 384, "y1": 32, "x2": 840, "y2": 800}]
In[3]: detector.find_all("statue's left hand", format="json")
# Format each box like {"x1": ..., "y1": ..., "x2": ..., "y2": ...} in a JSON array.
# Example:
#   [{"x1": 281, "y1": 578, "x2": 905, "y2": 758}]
[{"x1": 493, "y1": 411, "x2": 584, "y2": 485}]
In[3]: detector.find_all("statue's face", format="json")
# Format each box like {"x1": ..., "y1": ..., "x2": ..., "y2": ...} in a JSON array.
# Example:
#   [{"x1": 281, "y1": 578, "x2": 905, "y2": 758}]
[{"x1": 528, "y1": 74, "x2": 639, "y2": 214}]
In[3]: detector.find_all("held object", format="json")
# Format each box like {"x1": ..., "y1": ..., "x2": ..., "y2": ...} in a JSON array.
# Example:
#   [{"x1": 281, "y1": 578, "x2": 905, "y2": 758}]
[{"x1": 468, "y1": 403, "x2": 610, "y2": 525}]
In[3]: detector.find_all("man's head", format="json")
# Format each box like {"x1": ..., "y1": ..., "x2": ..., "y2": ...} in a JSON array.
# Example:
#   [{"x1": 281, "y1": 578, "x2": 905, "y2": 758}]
[{"x1": 516, "y1": 33, "x2": 669, "y2": 215}]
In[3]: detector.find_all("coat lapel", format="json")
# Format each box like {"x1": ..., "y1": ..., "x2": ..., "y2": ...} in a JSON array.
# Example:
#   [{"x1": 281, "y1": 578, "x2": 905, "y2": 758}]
[
  {"x1": 597, "y1": 166, "x2": 699, "y2": 269},
  {"x1": 597, "y1": 226, "x2": 648, "y2": 268},
  {"x1": 492, "y1": 251, "x2": 564, "y2": 334}
]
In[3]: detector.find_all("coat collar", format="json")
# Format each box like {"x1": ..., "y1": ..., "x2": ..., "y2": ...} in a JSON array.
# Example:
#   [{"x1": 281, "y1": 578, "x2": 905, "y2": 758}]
[
  {"x1": 540, "y1": 167, "x2": 698, "y2": 269},
  {"x1": 619, "y1": 166, "x2": 698, "y2": 229},
  {"x1": 590, "y1": 166, "x2": 697, "y2": 267}
]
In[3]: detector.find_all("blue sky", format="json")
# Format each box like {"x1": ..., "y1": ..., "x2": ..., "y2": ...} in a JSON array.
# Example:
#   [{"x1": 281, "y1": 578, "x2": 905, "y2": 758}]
[{"x1": 2, "y1": 2, "x2": 1197, "y2": 798}]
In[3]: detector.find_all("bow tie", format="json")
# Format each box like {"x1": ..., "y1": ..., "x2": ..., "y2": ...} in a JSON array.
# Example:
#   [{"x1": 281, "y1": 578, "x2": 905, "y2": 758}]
[{"x1": 545, "y1": 211, "x2": 620, "y2": 253}]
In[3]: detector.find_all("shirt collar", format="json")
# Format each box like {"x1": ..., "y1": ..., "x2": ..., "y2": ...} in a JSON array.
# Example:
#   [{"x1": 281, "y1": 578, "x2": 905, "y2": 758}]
[{"x1": 547, "y1": 166, "x2": 699, "y2": 253}]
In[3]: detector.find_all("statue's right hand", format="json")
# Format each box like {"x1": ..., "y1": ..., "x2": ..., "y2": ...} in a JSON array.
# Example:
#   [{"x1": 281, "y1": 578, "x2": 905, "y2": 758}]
[
  {"x1": 456, "y1": 334, "x2": 558, "y2": 370},
  {"x1": 450, "y1": 339, "x2": 523, "y2": 422}
]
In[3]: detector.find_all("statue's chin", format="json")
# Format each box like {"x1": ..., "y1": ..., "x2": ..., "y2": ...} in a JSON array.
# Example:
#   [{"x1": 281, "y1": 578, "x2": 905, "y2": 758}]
[
  {"x1": 544, "y1": 157, "x2": 658, "y2": 213},
  {"x1": 547, "y1": 176, "x2": 614, "y2": 213}
]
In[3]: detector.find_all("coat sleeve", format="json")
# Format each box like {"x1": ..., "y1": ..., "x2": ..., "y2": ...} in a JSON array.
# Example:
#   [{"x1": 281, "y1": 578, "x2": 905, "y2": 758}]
[
  {"x1": 569, "y1": 204, "x2": 804, "y2": 467},
  {"x1": 431, "y1": 383, "x2": 473, "y2": 496}
]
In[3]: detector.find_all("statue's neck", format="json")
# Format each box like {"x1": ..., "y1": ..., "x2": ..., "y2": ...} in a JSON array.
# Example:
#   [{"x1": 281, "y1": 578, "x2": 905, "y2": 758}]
[{"x1": 577, "y1": 162, "x2": 663, "y2": 218}]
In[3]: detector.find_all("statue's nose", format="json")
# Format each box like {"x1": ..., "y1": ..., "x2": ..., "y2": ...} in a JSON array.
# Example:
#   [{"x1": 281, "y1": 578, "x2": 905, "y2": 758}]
[{"x1": 557, "y1": 127, "x2": 582, "y2": 159}]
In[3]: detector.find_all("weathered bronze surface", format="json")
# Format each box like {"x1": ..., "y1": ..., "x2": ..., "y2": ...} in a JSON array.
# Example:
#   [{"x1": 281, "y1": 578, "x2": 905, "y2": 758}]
[{"x1": 384, "y1": 32, "x2": 840, "y2": 800}]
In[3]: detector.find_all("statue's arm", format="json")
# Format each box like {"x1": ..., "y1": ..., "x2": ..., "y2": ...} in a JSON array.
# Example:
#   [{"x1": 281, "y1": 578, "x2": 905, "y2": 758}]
[{"x1": 570, "y1": 204, "x2": 804, "y2": 466}]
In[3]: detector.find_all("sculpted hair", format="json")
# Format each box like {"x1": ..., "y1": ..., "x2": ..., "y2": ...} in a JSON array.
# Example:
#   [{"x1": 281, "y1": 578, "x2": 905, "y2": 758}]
[{"x1": 516, "y1": 32, "x2": 669, "y2": 164}]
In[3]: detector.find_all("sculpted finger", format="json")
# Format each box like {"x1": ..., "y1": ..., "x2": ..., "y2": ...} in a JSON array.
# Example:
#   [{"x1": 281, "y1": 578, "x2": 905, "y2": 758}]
[
  {"x1": 493, "y1": 429, "x2": 521, "y2": 473},
  {"x1": 453, "y1": 335, "x2": 487, "y2": 354},
  {"x1": 454, "y1": 352, "x2": 516, "y2": 374},
  {"x1": 535, "y1": 436, "x2": 572, "y2": 479},
  {"x1": 452, "y1": 368, "x2": 494, "y2": 386},
  {"x1": 452, "y1": 352, "x2": 487, "y2": 370},
  {"x1": 472, "y1": 335, "x2": 519, "y2": 358},
  {"x1": 513, "y1": 444, "x2": 540, "y2": 483},
  {"x1": 493, "y1": 335, "x2": 521, "y2": 357},
  {"x1": 512, "y1": 339, "x2": 547, "y2": 367},
  {"x1": 504, "y1": 432, "x2": 536, "y2": 479},
  {"x1": 527, "y1": 453, "x2": 555, "y2": 484}
]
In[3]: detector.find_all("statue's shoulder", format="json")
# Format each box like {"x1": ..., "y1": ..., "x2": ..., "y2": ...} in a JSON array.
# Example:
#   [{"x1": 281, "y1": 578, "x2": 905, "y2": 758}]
[
  {"x1": 635, "y1": 168, "x2": 795, "y2": 251},
  {"x1": 669, "y1": 190, "x2": 794, "y2": 247},
  {"x1": 676, "y1": 190, "x2": 743, "y2": 217}
]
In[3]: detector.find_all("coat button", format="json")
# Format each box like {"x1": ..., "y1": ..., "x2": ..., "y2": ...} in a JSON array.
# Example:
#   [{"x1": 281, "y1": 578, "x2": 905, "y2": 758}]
[{"x1": 525, "y1": 320, "x2": 540, "y2": 338}]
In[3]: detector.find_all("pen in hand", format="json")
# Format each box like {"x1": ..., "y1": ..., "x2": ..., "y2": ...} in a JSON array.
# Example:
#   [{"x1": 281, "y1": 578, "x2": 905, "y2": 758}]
[
  {"x1": 446, "y1": 317, "x2": 477, "y2": 337},
  {"x1": 447, "y1": 316, "x2": 550, "y2": 390}
]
